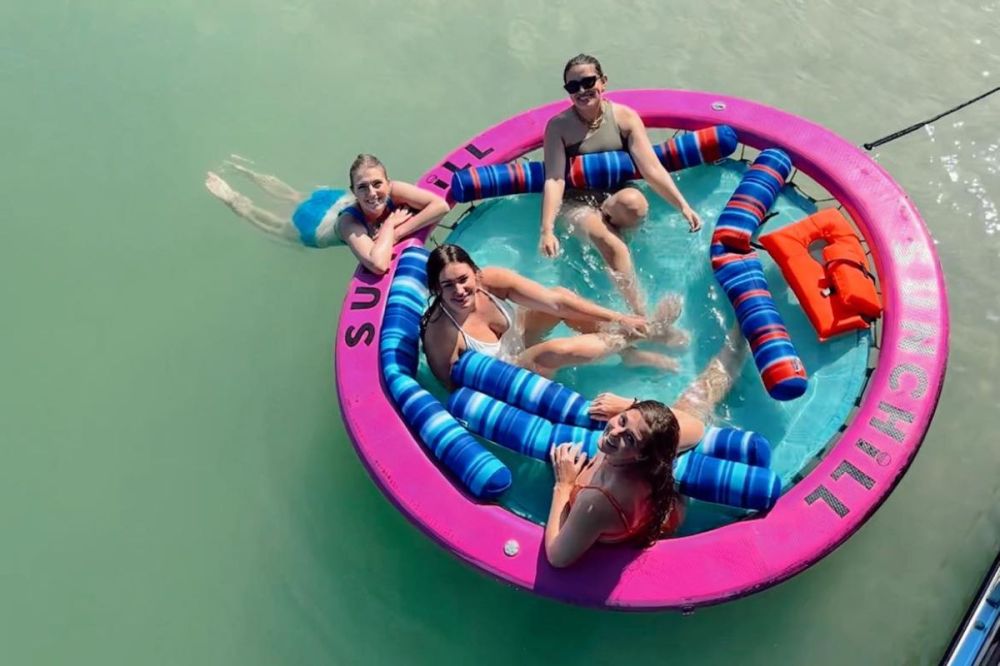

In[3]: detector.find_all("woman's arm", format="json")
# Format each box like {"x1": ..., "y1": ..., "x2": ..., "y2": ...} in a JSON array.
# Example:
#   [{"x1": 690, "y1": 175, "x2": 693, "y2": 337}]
[
  {"x1": 340, "y1": 215, "x2": 396, "y2": 274},
  {"x1": 588, "y1": 393, "x2": 636, "y2": 421},
  {"x1": 422, "y1": 322, "x2": 460, "y2": 390},
  {"x1": 539, "y1": 118, "x2": 568, "y2": 257},
  {"x1": 482, "y1": 267, "x2": 646, "y2": 333},
  {"x1": 387, "y1": 181, "x2": 450, "y2": 238},
  {"x1": 616, "y1": 105, "x2": 701, "y2": 232},
  {"x1": 671, "y1": 406, "x2": 707, "y2": 451}
]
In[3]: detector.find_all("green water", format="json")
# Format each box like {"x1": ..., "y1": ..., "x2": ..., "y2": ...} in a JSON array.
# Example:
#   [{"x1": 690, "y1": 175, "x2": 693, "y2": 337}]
[{"x1": 2, "y1": 1, "x2": 998, "y2": 664}]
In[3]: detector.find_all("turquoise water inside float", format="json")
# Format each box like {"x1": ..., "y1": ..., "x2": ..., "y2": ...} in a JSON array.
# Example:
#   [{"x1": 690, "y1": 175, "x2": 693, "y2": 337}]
[{"x1": 421, "y1": 159, "x2": 873, "y2": 534}]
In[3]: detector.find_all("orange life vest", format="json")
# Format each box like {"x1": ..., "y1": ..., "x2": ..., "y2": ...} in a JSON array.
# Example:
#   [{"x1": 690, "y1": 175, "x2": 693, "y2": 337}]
[{"x1": 758, "y1": 209, "x2": 882, "y2": 341}]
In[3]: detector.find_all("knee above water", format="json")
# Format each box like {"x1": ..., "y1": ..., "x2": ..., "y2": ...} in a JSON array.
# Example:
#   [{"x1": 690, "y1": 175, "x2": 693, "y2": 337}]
[{"x1": 608, "y1": 190, "x2": 648, "y2": 227}]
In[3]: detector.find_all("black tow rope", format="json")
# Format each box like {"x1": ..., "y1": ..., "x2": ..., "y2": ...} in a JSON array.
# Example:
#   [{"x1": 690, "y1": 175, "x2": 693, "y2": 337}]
[{"x1": 863, "y1": 85, "x2": 1000, "y2": 151}]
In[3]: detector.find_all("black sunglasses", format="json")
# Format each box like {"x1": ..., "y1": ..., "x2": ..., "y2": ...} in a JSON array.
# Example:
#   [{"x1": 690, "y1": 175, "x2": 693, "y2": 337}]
[{"x1": 563, "y1": 75, "x2": 599, "y2": 95}]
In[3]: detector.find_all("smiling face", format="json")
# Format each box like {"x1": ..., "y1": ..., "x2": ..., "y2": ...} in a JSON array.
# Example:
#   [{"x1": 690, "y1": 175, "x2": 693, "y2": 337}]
[
  {"x1": 563, "y1": 62, "x2": 606, "y2": 113},
  {"x1": 436, "y1": 261, "x2": 481, "y2": 315},
  {"x1": 598, "y1": 409, "x2": 652, "y2": 465},
  {"x1": 350, "y1": 166, "x2": 391, "y2": 219}
]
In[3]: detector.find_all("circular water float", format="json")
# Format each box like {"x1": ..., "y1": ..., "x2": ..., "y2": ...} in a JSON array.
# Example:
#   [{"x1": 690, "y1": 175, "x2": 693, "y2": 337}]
[{"x1": 334, "y1": 90, "x2": 948, "y2": 609}]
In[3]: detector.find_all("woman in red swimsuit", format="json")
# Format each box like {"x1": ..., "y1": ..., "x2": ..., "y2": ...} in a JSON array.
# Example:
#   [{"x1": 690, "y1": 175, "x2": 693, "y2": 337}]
[
  {"x1": 544, "y1": 327, "x2": 745, "y2": 568},
  {"x1": 545, "y1": 400, "x2": 686, "y2": 568}
]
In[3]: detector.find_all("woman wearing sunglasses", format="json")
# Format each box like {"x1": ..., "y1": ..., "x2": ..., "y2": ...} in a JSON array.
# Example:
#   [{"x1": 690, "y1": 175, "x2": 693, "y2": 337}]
[{"x1": 539, "y1": 54, "x2": 703, "y2": 315}]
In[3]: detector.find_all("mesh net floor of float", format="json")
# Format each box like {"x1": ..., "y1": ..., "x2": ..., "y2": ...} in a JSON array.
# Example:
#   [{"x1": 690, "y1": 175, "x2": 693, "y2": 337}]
[{"x1": 417, "y1": 159, "x2": 874, "y2": 535}]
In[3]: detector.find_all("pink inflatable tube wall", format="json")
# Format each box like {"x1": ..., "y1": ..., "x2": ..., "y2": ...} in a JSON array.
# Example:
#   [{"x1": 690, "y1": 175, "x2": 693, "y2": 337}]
[{"x1": 334, "y1": 90, "x2": 948, "y2": 609}]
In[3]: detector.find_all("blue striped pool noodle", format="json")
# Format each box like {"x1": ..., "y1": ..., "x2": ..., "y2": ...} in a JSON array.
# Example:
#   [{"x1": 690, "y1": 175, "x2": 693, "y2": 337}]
[
  {"x1": 694, "y1": 426, "x2": 772, "y2": 468},
  {"x1": 449, "y1": 161, "x2": 546, "y2": 203},
  {"x1": 674, "y1": 452, "x2": 781, "y2": 511},
  {"x1": 712, "y1": 251, "x2": 808, "y2": 401},
  {"x1": 449, "y1": 125, "x2": 739, "y2": 203},
  {"x1": 447, "y1": 388, "x2": 601, "y2": 459},
  {"x1": 710, "y1": 149, "x2": 807, "y2": 401},
  {"x1": 450, "y1": 351, "x2": 604, "y2": 429},
  {"x1": 711, "y1": 149, "x2": 792, "y2": 252},
  {"x1": 447, "y1": 388, "x2": 781, "y2": 511}
]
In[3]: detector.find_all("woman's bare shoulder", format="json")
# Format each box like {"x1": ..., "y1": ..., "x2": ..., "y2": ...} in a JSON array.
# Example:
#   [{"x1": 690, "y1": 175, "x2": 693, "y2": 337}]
[
  {"x1": 671, "y1": 405, "x2": 707, "y2": 450},
  {"x1": 423, "y1": 310, "x2": 454, "y2": 342},
  {"x1": 611, "y1": 101, "x2": 641, "y2": 129},
  {"x1": 572, "y1": 484, "x2": 630, "y2": 530},
  {"x1": 546, "y1": 108, "x2": 575, "y2": 133}
]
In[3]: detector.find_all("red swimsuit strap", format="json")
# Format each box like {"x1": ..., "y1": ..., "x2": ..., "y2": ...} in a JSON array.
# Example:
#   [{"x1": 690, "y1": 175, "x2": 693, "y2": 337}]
[{"x1": 570, "y1": 484, "x2": 641, "y2": 537}]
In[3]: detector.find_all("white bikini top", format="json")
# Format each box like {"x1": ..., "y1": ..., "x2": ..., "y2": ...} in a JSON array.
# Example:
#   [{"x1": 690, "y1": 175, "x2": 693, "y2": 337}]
[{"x1": 441, "y1": 290, "x2": 516, "y2": 358}]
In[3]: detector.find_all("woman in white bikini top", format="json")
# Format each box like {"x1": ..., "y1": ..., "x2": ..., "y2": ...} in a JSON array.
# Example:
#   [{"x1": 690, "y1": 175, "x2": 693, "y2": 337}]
[
  {"x1": 439, "y1": 288, "x2": 518, "y2": 359},
  {"x1": 420, "y1": 245, "x2": 680, "y2": 390}
]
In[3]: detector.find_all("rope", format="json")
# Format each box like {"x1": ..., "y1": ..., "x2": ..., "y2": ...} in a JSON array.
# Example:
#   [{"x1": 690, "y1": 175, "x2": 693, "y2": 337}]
[{"x1": 863, "y1": 85, "x2": 1000, "y2": 151}]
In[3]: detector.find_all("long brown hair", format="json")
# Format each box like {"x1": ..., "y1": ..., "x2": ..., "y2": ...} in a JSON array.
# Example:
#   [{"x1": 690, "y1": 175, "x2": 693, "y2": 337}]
[
  {"x1": 419, "y1": 244, "x2": 481, "y2": 340},
  {"x1": 632, "y1": 400, "x2": 681, "y2": 546}
]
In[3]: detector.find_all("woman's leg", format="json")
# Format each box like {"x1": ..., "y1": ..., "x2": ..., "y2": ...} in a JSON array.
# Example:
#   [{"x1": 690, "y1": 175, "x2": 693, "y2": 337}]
[
  {"x1": 620, "y1": 347, "x2": 679, "y2": 372},
  {"x1": 518, "y1": 332, "x2": 677, "y2": 378},
  {"x1": 522, "y1": 284, "x2": 687, "y2": 350},
  {"x1": 647, "y1": 293, "x2": 690, "y2": 348},
  {"x1": 672, "y1": 326, "x2": 747, "y2": 423},
  {"x1": 520, "y1": 309, "x2": 564, "y2": 349},
  {"x1": 519, "y1": 286, "x2": 606, "y2": 347},
  {"x1": 521, "y1": 285, "x2": 664, "y2": 349},
  {"x1": 519, "y1": 333, "x2": 626, "y2": 378},
  {"x1": 563, "y1": 200, "x2": 646, "y2": 316},
  {"x1": 600, "y1": 187, "x2": 648, "y2": 232},
  {"x1": 225, "y1": 156, "x2": 304, "y2": 203},
  {"x1": 205, "y1": 172, "x2": 301, "y2": 242}
]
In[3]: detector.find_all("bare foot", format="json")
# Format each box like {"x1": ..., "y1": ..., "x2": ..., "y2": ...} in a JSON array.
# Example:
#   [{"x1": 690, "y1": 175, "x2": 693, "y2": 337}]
[
  {"x1": 649, "y1": 294, "x2": 690, "y2": 348},
  {"x1": 653, "y1": 294, "x2": 683, "y2": 327},
  {"x1": 205, "y1": 171, "x2": 239, "y2": 204},
  {"x1": 621, "y1": 348, "x2": 680, "y2": 373},
  {"x1": 224, "y1": 160, "x2": 255, "y2": 177},
  {"x1": 205, "y1": 172, "x2": 252, "y2": 215},
  {"x1": 222, "y1": 160, "x2": 302, "y2": 202}
]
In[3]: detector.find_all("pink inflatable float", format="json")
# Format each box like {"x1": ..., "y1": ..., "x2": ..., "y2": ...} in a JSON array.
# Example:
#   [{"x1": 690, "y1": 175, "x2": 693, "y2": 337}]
[{"x1": 335, "y1": 90, "x2": 948, "y2": 609}]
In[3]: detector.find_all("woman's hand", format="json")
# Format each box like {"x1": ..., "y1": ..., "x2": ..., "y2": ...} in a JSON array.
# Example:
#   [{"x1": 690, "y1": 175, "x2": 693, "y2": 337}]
[
  {"x1": 681, "y1": 205, "x2": 702, "y2": 232},
  {"x1": 589, "y1": 392, "x2": 634, "y2": 420},
  {"x1": 617, "y1": 314, "x2": 649, "y2": 338},
  {"x1": 386, "y1": 208, "x2": 414, "y2": 229},
  {"x1": 539, "y1": 231, "x2": 560, "y2": 258},
  {"x1": 550, "y1": 443, "x2": 587, "y2": 487}
]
